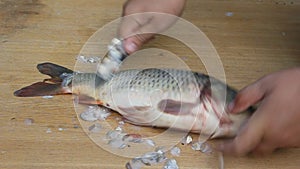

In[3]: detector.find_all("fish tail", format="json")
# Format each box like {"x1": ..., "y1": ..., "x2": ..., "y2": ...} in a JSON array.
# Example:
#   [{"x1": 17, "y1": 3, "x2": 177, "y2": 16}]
[
  {"x1": 14, "y1": 62, "x2": 73, "y2": 97},
  {"x1": 37, "y1": 62, "x2": 73, "y2": 78},
  {"x1": 14, "y1": 82, "x2": 70, "y2": 97}
]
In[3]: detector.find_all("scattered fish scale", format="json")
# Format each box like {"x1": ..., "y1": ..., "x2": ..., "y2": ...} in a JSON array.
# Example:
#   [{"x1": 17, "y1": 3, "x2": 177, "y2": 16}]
[
  {"x1": 106, "y1": 130, "x2": 124, "y2": 140},
  {"x1": 139, "y1": 151, "x2": 166, "y2": 166},
  {"x1": 170, "y1": 147, "x2": 181, "y2": 156},
  {"x1": 46, "y1": 128, "x2": 52, "y2": 133},
  {"x1": 77, "y1": 55, "x2": 100, "y2": 63},
  {"x1": 181, "y1": 135, "x2": 193, "y2": 145},
  {"x1": 88, "y1": 123, "x2": 102, "y2": 133},
  {"x1": 126, "y1": 149, "x2": 167, "y2": 169},
  {"x1": 108, "y1": 139, "x2": 128, "y2": 149},
  {"x1": 80, "y1": 106, "x2": 111, "y2": 122},
  {"x1": 106, "y1": 129, "x2": 156, "y2": 149},
  {"x1": 118, "y1": 120, "x2": 125, "y2": 125},
  {"x1": 125, "y1": 160, "x2": 144, "y2": 169},
  {"x1": 115, "y1": 126, "x2": 123, "y2": 132},
  {"x1": 42, "y1": 95, "x2": 54, "y2": 99},
  {"x1": 122, "y1": 134, "x2": 143, "y2": 143},
  {"x1": 191, "y1": 141, "x2": 213, "y2": 154},
  {"x1": 143, "y1": 139, "x2": 156, "y2": 147},
  {"x1": 24, "y1": 118, "x2": 34, "y2": 125},
  {"x1": 163, "y1": 159, "x2": 179, "y2": 169}
]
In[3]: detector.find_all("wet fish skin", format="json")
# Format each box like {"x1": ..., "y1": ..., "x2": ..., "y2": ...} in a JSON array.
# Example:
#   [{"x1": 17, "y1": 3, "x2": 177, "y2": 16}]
[
  {"x1": 100, "y1": 68, "x2": 250, "y2": 138},
  {"x1": 14, "y1": 62, "x2": 251, "y2": 138}
]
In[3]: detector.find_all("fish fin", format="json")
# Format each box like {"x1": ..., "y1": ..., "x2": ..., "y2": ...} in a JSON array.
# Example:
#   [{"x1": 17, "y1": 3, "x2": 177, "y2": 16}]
[
  {"x1": 14, "y1": 62, "x2": 74, "y2": 97},
  {"x1": 157, "y1": 99, "x2": 195, "y2": 115},
  {"x1": 14, "y1": 82, "x2": 70, "y2": 97},
  {"x1": 76, "y1": 95, "x2": 103, "y2": 105},
  {"x1": 117, "y1": 106, "x2": 156, "y2": 125},
  {"x1": 37, "y1": 62, "x2": 73, "y2": 78}
]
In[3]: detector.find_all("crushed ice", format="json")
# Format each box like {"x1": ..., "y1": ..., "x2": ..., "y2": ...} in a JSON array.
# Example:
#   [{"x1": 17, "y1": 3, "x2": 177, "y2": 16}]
[{"x1": 80, "y1": 106, "x2": 111, "y2": 122}]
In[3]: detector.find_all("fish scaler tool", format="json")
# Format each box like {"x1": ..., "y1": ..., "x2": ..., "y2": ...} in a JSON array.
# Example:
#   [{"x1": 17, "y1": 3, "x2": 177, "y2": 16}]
[{"x1": 97, "y1": 38, "x2": 128, "y2": 80}]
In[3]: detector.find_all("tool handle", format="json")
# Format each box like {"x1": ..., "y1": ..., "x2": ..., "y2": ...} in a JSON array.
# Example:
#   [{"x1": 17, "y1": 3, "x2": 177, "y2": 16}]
[{"x1": 97, "y1": 38, "x2": 128, "y2": 80}]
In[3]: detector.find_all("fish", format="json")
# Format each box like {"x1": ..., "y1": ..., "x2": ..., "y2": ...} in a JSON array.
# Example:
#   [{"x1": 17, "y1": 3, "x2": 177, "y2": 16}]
[{"x1": 14, "y1": 62, "x2": 252, "y2": 138}]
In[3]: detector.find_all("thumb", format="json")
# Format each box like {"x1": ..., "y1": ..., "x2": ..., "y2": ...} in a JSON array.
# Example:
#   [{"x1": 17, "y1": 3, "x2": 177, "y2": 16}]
[
  {"x1": 118, "y1": 14, "x2": 156, "y2": 54},
  {"x1": 228, "y1": 81, "x2": 265, "y2": 114},
  {"x1": 219, "y1": 108, "x2": 265, "y2": 156},
  {"x1": 122, "y1": 33, "x2": 154, "y2": 54}
]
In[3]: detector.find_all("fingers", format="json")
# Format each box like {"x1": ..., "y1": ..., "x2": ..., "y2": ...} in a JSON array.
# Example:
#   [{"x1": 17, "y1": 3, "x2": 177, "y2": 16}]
[
  {"x1": 122, "y1": 33, "x2": 154, "y2": 54},
  {"x1": 119, "y1": 0, "x2": 186, "y2": 54},
  {"x1": 119, "y1": 13, "x2": 179, "y2": 54},
  {"x1": 219, "y1": 108, "x2": 266, "y2": 156},
  {"x1": 252, "y1": 142, "x2": 276, "y2": 156},
  {"x1": 118, "y1": 14, "x2": 156, "y2": 54},
  {"x1": 228, "y1": 81, "x2": 265, "y2": 114}
]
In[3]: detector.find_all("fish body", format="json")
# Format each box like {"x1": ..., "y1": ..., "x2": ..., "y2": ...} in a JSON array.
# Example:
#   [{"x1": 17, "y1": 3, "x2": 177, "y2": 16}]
[{"x1": 14, "y1": 63, "x2": 251, "y2": 138}]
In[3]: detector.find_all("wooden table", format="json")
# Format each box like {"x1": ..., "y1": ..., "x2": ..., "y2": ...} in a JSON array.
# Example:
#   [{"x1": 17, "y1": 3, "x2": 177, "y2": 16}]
[{"x1": 1, "y1": 0, "x2": 299, "y2": 168}]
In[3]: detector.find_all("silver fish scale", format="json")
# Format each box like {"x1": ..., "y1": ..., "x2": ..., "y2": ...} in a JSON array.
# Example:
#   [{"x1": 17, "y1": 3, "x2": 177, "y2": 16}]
[
  {"x1": 129, "y1": 69, "x2": 181, "y2": 92},
  {"x1": 72, "y1": 68, "x2": 235, "y2": 107},
  {"x1": 110, "y1": 68, "x2": 209, "y2": 95}
]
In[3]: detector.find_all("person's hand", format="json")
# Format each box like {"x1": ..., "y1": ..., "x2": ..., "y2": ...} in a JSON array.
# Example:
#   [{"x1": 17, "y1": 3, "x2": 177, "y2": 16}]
[
  {"x1": 219, "y1": 67, "x2": 300, "y2": 156},
  {"x1": 119, "y1": 0, "x2": 186, "y2": 54}
]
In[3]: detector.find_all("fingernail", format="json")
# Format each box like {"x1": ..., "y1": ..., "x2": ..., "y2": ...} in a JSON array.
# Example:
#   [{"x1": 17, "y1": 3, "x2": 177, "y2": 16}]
[{"x1": 125, "y1": 42, "x2": 138, "y2": 54}]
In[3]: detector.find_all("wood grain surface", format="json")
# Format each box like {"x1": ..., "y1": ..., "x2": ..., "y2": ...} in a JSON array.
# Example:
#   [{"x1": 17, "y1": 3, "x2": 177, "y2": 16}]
[{"x1": 0, "y1": 0, "x2": 299, "y2": 168}]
